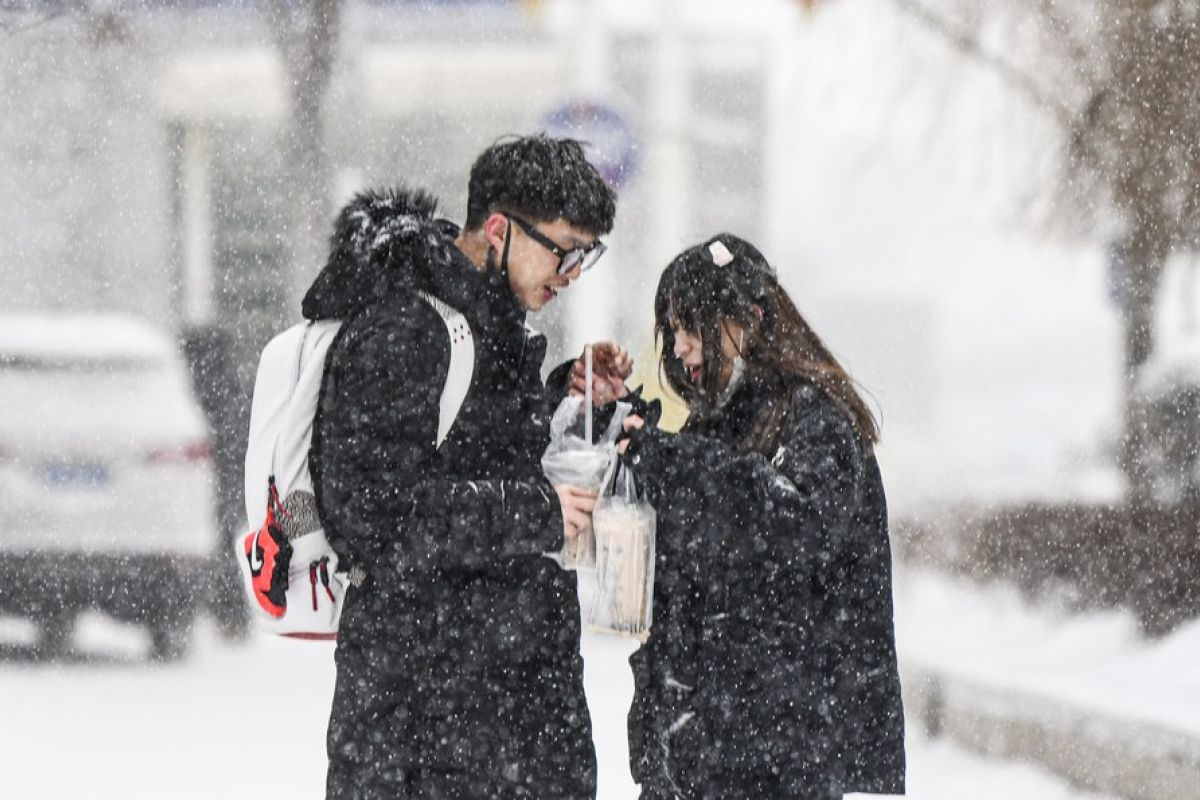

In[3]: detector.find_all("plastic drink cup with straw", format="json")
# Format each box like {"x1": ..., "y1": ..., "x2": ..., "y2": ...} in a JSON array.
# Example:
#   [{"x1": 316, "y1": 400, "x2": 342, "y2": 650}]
[
  {"x1": 541, "y1": 345, "x2": 630, "y2": 569},
  {"x1": 561, "y1": 345, "x2": 597, "y2": 567}
]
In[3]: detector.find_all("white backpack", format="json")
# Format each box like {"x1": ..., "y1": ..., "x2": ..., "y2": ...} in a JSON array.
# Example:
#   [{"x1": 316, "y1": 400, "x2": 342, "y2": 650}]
[{"x1": 237, "y1": 292, "x2": 474, "y2": 638}]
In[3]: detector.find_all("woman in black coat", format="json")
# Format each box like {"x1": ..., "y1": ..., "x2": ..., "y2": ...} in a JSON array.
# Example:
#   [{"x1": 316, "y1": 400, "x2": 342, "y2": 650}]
[{"x1": 620, "y1": 234, "x2": 906, "y2": 799}]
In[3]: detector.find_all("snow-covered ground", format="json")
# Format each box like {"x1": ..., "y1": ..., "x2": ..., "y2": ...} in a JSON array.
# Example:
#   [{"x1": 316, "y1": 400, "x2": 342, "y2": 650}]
[
  {"x1": 894, "y1": 568, "x2": 1200, "y2": 741},
  {"x1": 0, "y1": 570, "x2": 1125, "y2": 800}
]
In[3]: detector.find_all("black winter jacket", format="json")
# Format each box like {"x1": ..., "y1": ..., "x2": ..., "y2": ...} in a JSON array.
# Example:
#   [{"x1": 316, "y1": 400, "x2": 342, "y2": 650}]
[
  {"x1": 626, "y1": 373, "x2": 905, "y2": 799},
  {"x1": 304, "y1": 189, "x2": 594, "y2": 799}
]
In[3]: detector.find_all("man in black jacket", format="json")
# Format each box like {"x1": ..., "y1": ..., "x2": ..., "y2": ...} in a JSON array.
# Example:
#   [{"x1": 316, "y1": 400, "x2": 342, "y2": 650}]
[{"x1": 304, "y1": 136, "x2": 617, "y2": 799}]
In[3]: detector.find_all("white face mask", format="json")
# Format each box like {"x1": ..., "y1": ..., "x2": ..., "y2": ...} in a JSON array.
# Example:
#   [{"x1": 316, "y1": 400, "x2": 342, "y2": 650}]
[
  {"x1": 716, "y1": 355, "x2": 746, "y2": 408},
  {"x1": 715, "y1": 329, "x2": 746, "y2": 408}
]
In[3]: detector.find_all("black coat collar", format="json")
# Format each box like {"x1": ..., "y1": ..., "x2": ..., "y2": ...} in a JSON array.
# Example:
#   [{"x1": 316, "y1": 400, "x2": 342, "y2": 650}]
[
  {"x1": 427, "y1": 219, "x2": 525, "y2": 337},
  {"x1": 300, "y1": 186, "x2": 526, "y2": 340},
  {"x1": 686, "y1": 370, "x2": 785, "y2": 450}
]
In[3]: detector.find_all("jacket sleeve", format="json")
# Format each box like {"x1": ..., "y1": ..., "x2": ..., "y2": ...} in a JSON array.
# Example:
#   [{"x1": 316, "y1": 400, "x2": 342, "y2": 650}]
[
  {"x1": 538, "y1": 360, "x2": 662, "y2": 445},
  {"x1": 544, "y1": 358, "x2": 575, "y2": 401},
  {"x1": 627, "y1": 391, "x2": 865, "y2": 569},
  {"x1": 318, "y1": 316, "x2": 563, "y2": 589}
]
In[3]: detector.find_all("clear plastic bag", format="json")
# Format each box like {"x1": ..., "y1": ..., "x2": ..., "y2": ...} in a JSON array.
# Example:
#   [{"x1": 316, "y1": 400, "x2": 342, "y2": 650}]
[
  {"x1": 541, "y1": 396, "x2": 631, "y2": 569},
  {"x1": 589, "y1": 462, "x2": 655, "y2": 640}
]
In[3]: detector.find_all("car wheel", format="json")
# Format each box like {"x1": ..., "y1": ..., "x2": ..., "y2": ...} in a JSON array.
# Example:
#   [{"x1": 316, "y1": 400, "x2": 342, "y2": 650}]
[
  {"x1": 152, "y1": 623, "x2": 194, "y2": 662},
  {"x1": 37, "y1": 612, "x2": 75, "y2": 659},
  {"x1": 150, "y1": 611, "x2": 194, "y2": 662}
]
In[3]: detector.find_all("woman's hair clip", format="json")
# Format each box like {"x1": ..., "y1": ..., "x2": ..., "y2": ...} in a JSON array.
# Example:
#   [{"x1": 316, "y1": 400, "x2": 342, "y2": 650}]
[{"x1": 708, "y1": 240, "x2": 734, "y2": 267}]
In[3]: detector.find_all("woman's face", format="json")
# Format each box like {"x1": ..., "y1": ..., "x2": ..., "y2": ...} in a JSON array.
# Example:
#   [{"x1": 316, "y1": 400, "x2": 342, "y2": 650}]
[{"x1": 671, "y1": 316, "x2": 744, "y2": 392}]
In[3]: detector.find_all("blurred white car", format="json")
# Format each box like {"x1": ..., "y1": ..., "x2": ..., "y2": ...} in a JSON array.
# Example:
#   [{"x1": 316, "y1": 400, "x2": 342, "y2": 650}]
[{"x1": 0, "y1": 313, "x2": 215, "y2": 659}]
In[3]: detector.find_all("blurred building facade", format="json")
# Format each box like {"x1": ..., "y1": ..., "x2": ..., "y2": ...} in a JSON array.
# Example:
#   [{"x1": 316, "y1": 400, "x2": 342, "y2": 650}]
[
  {"x1": 3, "y1": 0, "x2": 1143, "y2": 519},
  {"x1": 0, "y1": 0, "x2": 796, "y2": 374},
  {"x1": 0, "y1": 0, "x2": 801, "y2": 596}
]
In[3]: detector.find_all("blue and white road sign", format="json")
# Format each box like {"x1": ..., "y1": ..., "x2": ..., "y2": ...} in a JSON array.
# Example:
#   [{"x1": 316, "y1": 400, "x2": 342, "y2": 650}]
[{"x1": 541, "y1": 101, "x2": 639, "y2": 189}]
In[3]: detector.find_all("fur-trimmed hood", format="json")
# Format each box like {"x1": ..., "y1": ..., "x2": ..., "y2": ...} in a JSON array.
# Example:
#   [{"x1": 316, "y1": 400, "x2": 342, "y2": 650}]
[{"x1": 302, "y1": 186, "x2": 481, "y2": 321}]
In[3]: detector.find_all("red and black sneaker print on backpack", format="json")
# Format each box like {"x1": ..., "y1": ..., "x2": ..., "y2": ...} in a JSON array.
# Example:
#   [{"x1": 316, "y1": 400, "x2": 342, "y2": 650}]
[{"x1": 244, "y1": 476, "x2": 293, "y2": 618}]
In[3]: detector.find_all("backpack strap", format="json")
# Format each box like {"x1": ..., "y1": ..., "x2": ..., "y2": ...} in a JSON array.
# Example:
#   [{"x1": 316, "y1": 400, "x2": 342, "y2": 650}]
[
  {"x1": 417, "y1": 291, "x2": 475, "y2": 449},
  {"x1": 268, "y1": 320, "x2": 340, "y2": 484}
]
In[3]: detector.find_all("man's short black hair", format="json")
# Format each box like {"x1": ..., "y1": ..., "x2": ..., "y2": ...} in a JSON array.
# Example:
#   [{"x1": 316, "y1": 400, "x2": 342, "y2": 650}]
[{"x1": 464, "y1": 135, "x2": 617, "y2": 235}]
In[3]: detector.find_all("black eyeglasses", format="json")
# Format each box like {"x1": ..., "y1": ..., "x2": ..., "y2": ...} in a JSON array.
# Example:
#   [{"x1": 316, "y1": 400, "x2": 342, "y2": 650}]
[{"x1": 505, "y1": 214, "x2": 607, "y2": 275}]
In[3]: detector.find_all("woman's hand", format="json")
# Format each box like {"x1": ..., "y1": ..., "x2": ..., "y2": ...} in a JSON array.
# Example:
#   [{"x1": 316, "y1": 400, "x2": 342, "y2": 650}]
[
  {"x1": 568, "y1": 342, "x2": 633, "y2": 404},
  {"x1": 617, "y1": 414, "x2": 644, "y2": 454},
  {"x1": 555, "y1": 484, "x2": 598, "y2": 540}
]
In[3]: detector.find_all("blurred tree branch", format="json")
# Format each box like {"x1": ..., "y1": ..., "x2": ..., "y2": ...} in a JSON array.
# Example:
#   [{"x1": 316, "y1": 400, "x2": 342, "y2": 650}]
[
  {"x1": 0, "y1": 1, "x2": 93, "y2": 37},
  {"x1": 0, "y1": 12, "x2": 62, "y2": 36},
  {"x1": 892, "y1": 0, "x2": 1200, "y2": 505},
  {"x1": 260, "y1": 0, "x2": 342, "y2": 322},
  {"x1": 893, "y1": 0, "x2": 1074, "y2": 125}
]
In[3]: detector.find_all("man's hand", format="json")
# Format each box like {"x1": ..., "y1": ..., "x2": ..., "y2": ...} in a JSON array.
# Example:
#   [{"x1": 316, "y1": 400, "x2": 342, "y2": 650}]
[
  {"x1": 556, "y1": 484, "x2": 598, "y2": 540},
  {"x1": 568, "y1": 342, "x2": 634, "y2": 404}
]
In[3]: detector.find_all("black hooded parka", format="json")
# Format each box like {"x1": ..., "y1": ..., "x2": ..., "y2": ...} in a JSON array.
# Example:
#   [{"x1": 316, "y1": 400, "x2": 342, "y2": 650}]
[
  {"x1": 625, "y1": 373, "x2": 906, "y2": 799},
  {"x1": 303, "y1": 189, "x2": 594, "y2": 799}
]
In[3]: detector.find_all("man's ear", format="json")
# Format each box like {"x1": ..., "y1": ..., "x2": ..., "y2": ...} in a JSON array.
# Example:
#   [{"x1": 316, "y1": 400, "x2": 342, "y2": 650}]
[
  {"x1": 483, "y1": 213, "x2": 509, "y2": 253},
  {"x1": 751, "y1": 304, "x2": 765, "y2": 320}
]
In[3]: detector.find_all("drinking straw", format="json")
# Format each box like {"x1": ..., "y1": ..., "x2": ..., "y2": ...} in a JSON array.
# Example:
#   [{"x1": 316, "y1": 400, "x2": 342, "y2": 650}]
[{"x1": 585, "y1": 344, "x2": 593, "y2": 444}]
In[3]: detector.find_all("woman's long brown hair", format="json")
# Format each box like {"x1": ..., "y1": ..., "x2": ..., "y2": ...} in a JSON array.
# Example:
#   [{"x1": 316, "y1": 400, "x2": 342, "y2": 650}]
[{"x1": 654, "y1": 234, "x2": 879, "y2": 457}]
